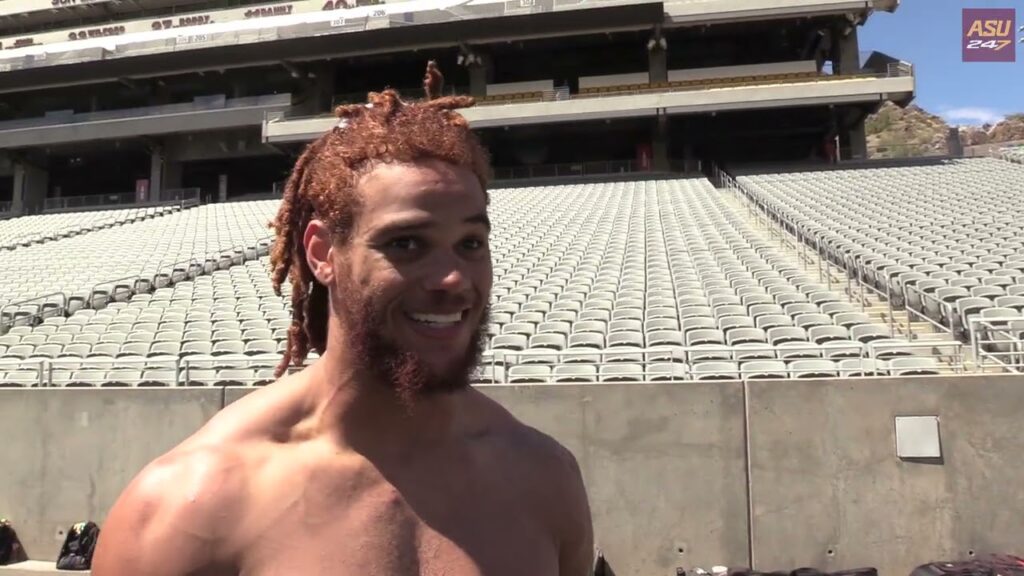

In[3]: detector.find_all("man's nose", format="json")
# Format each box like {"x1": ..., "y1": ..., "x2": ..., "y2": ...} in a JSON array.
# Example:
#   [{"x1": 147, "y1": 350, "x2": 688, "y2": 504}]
[{"x1": 424, "y1": 252, "x2": 472, "y2": 293}]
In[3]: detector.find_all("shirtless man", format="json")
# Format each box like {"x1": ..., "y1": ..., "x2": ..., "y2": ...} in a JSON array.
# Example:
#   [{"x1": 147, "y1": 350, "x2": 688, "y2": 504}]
[{"x1": 92, "y1": 63, "x2": 594, "y2": 576}]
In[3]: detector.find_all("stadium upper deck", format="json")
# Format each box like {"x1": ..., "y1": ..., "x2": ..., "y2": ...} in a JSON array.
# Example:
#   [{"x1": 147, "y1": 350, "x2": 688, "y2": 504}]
[{"x1": 0, "y1": 0, "x2": 912, "y2": 217}]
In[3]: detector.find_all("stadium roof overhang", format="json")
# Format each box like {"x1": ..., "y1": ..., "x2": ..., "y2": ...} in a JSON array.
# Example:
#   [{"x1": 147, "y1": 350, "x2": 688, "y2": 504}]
[
  {"x1": 262, "y1": 74, "x2": 915, "y2": 143},
  {"x1": 0, "y1": 95, "x2": 291, "y2": 148},
  {"x1": 0, "y1": 1, "x2": 664, "y2": 93},
  {"x1": 662, "y1": 0, "x2": 894, "y2": 27}
]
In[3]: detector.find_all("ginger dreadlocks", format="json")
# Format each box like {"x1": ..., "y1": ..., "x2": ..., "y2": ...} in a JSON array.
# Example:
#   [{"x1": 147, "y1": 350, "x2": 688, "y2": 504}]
[{"x1": 269, "y1": 61, "x2": 491, "y2": 378}]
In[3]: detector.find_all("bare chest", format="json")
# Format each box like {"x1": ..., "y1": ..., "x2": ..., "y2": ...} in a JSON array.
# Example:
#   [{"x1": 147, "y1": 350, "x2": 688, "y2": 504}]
[{"x1": 235, "y1": 462, "x2": 558, "y2": 576}]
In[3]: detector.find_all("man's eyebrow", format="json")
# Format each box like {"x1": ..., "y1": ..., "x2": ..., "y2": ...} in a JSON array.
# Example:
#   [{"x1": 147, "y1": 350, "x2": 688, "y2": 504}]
[
  {"x1": 374, "y1": 213, "x2": 490, "y2": 235},
  {"x1": 466, "y1": 213, "x2": 491, "y2": 230}
]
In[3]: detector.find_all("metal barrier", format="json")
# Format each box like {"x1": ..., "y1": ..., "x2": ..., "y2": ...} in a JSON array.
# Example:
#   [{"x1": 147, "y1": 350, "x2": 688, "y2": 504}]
[
  {"x1": 87, "y1": 274, "x2": 145, "y2": 310},
  {"x1": 0, "y1": 340, "x2": 974, "y2": 388},
  {"x1": 43, "y1": 193, "x2": 137, "y2": 212},
  {"x1": 492, "y1": 160, "x2": 641, "y2": 181},
  {"x1": 42, "y1": 191, "x2": 198, "y2": 213},
  {"x1": 0, "y1": 292, "x2": 67, "y2": 333},
  {"x1": 969, "y1": 316, "x2": 1024, "y2": 373},
  {"x1": 560, "y1": 70, "x2": 910, "y2": 103},
  {"x1": 162, "y1": 187, "x2": 202, "y2": 207}
]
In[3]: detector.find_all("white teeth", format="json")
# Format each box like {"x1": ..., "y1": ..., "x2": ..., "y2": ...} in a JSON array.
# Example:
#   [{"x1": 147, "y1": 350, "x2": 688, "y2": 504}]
[{"x1": 409, "y1": 311, "x2": 463, "y2": 324}]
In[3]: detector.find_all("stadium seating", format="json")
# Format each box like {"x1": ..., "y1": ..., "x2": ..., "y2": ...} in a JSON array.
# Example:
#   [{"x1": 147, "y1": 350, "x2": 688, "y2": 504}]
[
  {"x1": 0, "y1": 177, "x2": 958, "y2": 386},
  {"x1": 0, "y1": 201, "x2": 278, "y2": 328},
  {"x1": 1001, "y1": 145, "x2": 1024, "y2": 165},
  {"x1": 477, "y1": 177, "x2": 922, "y2": 381},
  {"x1": 0, "y1": 205, "x2": 179, "y2": 249},
  {"x1": 736, "y1": 158, "x2": 1024, "y2": 342}
]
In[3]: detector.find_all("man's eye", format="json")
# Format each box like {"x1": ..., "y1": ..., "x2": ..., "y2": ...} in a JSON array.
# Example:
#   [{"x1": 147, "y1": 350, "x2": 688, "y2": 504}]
[
  {"x1": 462, "y1": 237, "x2": 487, "y2": 251},
  {"x1": 388, "y1": 237, "x2": 421, "y2": 251}
]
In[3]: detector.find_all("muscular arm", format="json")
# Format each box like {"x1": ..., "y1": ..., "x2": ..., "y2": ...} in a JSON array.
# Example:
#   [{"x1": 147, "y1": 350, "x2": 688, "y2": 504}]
[
  {"x1": 91, "y1": 447, "x2": 244, "y2": 576},
  {"x1": 556, "y1": 448, "x2": 595, "y2": 576}
]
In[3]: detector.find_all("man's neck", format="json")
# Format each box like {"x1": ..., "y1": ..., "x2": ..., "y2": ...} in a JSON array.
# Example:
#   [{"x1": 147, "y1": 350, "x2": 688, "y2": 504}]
[{"x1": 307, "y1": 348, "x2": 462, "y2": 461}]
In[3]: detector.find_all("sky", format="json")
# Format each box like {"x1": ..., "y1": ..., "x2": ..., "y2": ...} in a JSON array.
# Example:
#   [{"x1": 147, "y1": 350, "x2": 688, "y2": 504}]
[{"x1": 859, "y1": 0, "x2": 1023, "y2": 126}]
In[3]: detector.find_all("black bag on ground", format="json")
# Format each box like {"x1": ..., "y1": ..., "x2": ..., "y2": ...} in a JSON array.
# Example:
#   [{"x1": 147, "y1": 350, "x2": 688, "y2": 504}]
[
  {"x1": 828, "y1": 569, "x2": 878, "y2": 576},
  {"x1": 911, "y1": 556, "x2": 1024, "y2": 576},
  {"x1": 910, "y1": 561, "x2": 994, "y2": 576},
  {"x1": 0, "y1": 518, "x2": 26, "y2": 565},
  {"x1": 728, "y1": 568, "x2": 876, "y2": 576},
  {"x1": 55, "y1": 521, "x2": 100, "y2": 571}
]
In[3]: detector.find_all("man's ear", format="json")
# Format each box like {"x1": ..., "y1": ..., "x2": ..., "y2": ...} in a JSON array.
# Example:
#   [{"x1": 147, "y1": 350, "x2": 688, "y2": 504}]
[{"x1": 303, "y1": 219, "x2": 335, "y2": 286}]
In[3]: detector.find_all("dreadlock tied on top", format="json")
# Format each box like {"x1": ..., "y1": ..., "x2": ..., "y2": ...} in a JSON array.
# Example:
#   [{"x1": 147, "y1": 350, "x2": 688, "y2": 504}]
[{"x1": 268, "y1": 60, "x2": 492, "y2": 378}]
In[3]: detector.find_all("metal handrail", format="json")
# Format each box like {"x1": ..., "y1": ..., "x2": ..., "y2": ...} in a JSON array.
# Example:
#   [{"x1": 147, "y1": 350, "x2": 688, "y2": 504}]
[
  {"x1": 0, "y1": 292, "x2": 67, "y2": 332},
  {"x1": 201, "y1": 235, "x2": 275, "y2": 270},
  {"x1": 969, "y1": 316, "x2": 1024, "y2": 373},
  {"x1": 492, "y1": 160, "x2": 644, "y2": 181},
  {"x1": 732, "y1": 178, "x2": 957, "y2": 341},
  {"x1": 161, "y1": 187, "x2": 202, "y2": 206},
  {"x1": 87, "y1": 274, "x2": 144, "y2": 309},
  {"x1": 43, "y1": 192, "x2": 137, "y2": 212},
  {"x1": 0, "y1": 337, "x2": 983, "y2": 388},
  {"x1": 151, "y1": 256, "x2": 203, "y2": 289}
]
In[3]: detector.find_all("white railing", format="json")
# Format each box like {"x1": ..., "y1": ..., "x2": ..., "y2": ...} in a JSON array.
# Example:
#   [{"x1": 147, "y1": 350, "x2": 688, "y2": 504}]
[
  {"x1": 969, "y1": 316, "x2": 1024, "y2": 373},
  {"x1": 0, "y1": 339, "x2": 976, "y2": 388}
]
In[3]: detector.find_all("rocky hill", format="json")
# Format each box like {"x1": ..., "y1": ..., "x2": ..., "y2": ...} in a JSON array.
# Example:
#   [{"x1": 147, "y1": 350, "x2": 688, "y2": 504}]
[{"x1": 865, "y1": 101, "x2": 1024, "y2": 158}]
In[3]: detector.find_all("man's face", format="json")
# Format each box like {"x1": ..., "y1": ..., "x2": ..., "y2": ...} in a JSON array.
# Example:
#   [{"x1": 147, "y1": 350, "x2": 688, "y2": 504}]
[{"x1": 330, "y1": 159, "x2": 492, "y2": 402}]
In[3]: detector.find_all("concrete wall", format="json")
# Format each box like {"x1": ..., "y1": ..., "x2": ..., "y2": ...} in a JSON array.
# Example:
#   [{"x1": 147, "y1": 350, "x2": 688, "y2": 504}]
[
  {"x1": 4, "y1": 376, "x2": 1024, "y2": 575},
  {"x1": 0, "y1": 389, "x2": 223, "y2": 560},
  {"x1": 747, "y1": 376, "x2": 1024, "y2": 575}
]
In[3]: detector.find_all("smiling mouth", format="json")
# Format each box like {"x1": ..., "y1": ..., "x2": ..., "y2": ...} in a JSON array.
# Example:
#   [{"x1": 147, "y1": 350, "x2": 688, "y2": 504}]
[{"x1": 404, "y1": 309, "x2": 469, "y2": 328}]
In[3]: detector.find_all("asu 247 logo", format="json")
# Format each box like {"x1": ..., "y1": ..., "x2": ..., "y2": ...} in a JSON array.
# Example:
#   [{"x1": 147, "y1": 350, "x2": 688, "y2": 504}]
[{"x1": 962, "y1": 8, "x2": 1016, "y2": 62}]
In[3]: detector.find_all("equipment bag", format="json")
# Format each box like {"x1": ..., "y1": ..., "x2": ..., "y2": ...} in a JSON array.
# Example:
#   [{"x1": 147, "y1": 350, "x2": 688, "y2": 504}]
[
  {"x1": 55, "y1": 521, "x2": 100, "y2": 571},
  {"x1": 0, "y1": 518, "x2": 25, "y2": 565},
  {"x1": 911, "y1": 556, "x2": 1024, "y2": 576}
]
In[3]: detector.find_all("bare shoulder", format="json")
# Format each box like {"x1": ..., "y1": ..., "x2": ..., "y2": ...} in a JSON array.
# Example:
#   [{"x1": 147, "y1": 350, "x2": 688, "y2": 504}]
[
  {"x1": 91, "y1": 438, "x2": 250, "y2": 575},
  {"x1": 465, "y1": 387, "x2": 582, "y2": 476},
  {"x1": 464, "y1": 388, "x2": 595, "y2": 573},
  {"x1": 92, "y1": 374, "x2": 309, "y2": 576}
]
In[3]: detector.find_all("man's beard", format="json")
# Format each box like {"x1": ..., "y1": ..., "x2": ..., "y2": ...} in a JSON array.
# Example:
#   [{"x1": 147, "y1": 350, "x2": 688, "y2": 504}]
[{"x1": 336, "y1": 280, "x2": 490, "y2": 409}]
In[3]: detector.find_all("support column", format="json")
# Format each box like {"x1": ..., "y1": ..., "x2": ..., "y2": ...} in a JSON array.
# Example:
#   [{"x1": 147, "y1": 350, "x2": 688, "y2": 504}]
[
  {"x1": 150, "y1": 143, "x2": 184, "y2": 201},
  {"x1": 647, "y1": 30, "x2": 668, "y2": 84},
  {"x1": 462, "y1": 50, "x2": 491, "y2": 98},
  {"x1": 230, "y1": 79, "x2": 246, "y2": 99},
  {"x1": 312, "y1": 63, "x2": 336, "y2": 113},
  {"x1": 149, "y1": 147, "x2": 164, "y2": 200},
  {"x1": 836, "y1": 108, "x2": 867, "y2": 162},
  {"x1": 652, "y1": 113, "x2": 670, "y2": 171},
  {"x1": 469, "y1": 63, "x2": 488, "y2": 98},
  {"x1": 833, "y1": 25, "x2": 860, "y2": 75},
  {"x1": 164, "y1": 158, "x2": 183, "y2": 193},
  {"x1": 290, "y1": 64, "x2": 334, "y2": 116},
  {"x1": 847, "y1": 120, "x2": 867, "y2": 160},
  {"x1": 12, "y1": 159, "x2": 48, "y2": 215},
  {"x1": 947, "y1": 127, "x2": 964, "y2": 157},
  {"x1": 683, "y1": 141, "x2": 696, "y2": 173}
]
